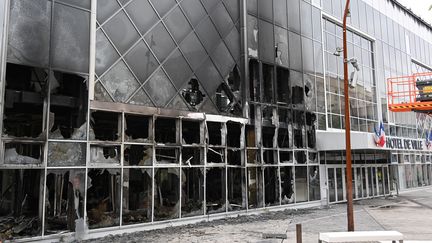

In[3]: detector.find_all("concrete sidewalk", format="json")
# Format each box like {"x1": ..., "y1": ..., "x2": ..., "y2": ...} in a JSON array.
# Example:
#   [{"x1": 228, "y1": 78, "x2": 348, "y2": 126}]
[{"x1": 81, "y1": 187, "x2": 432, "y2": 243}]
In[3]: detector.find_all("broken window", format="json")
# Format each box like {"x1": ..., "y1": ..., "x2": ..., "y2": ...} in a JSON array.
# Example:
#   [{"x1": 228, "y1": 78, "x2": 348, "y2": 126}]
[
  {"x1": 263, "y1": 150, "x2": 276, "y2": 164},
  {"x1": 304, "y1": 74, "x2": 315, "y2": 111},
  {"x1": 264, "y1": 167, "x2": 280, "y2": 206},
  {"x1": 207, "y1": 148, "x2": 225, "y2": 164},
  {"x1": 0, "y1": 169, "x2": 42, "y2": 239},
  {"x1": 227, "y1": 168, "x2": 245, "y2": 211},
  {"x1": 276, "y1": 67, "x2": 290, "y2": 104},
  {"x1": 182, "y1": 147, "x2": 204, "y2": 165},
  {"x1": 279, "y1": 150, "x2": 293, "y2": 163},
  {"x1": 227, "y1": 149, "x2": 243, "y2": 166},
  {"x1": 45, "y1": 170, "x2": 85, "y2": 235},
  {"x1": 122, "y1": 169, "x2": 152, "y2": 225},
  {"x1": 207, "y1": 122, "x2": 223, "y2": 146},
  {"x1": 48, "y1": 142, "x2": 86, "y2": 167},
  {"x1": 125, "y1": 114, "x2": 151, "y2": 143},
  {"x1": 181, "y1": 168, "x2": 204, "y2": 217},
  {"x1": 262, "y1": 105, "x2": 274, "y2": 124},
  {"x1": 262, "y1": 64, "x2": 274, "y2": 104},
  {"x1": 247, "y1": 167, "x2": 263, "y2": 209},
  {"x1": 124, "y1": 145, "x2": 152, "y2": 166},
  {"x1": 155, "y1": 117, "x2": 178, "y2": 144},
  {"x1": 91, "y1": 111, "x2": 120, "y2": 141},
  {"x1": 182, "y1": 78, "x2": 205, "y2": 107},
  {"x1": 90, "y1": 145, "x2": 121, "y2": 166},
  {"x1": 247, "y1": 149, "x2": 260, "y2": 164},
  {"x1": 291, "y1": 71, "x2": 304, "y2": 105},
  {"x1": 306, "y1": 112, "x2": 317, "y2": 149},
  {"x1": 182, "y1": 120, "x2": 201, "y2": 144},
  {"x1": 293, "y1": 110, "x2": 305, "y2": 148},
  {"x1": 308, "y1": 152, "x2": 318, "y2": 164},
  {"x1": 295, "y1": 150, "x2": 307, "y2": 164},
  {"x1": 49, "y1": 71, "x2": 87, "y2": 140},
  {"x1": 295, "y1": 166, "x2": 308, "y2": 203},
  {"x1": 245, "y1": 125, "x2": 256, "y2": 148},
  {"x1": 277, "y1": 127, "x2": 291, "y2": 148},
  {"x1": 262, "y1": 126, "x2": 275, "y2": 148},
  {"x1": 278, "y1": 108, "x2": 290, "y2": 125},
  {"x1": 155, "y1": 147, "x2": 179, "y2": 164},
  {"x1": 4, "y1": 142, "x2": 43, "y2": 165},
  {"x1": 154, "y1": 168, "x2": 180, "y2": 221},
  {"x1": 3, "y1": 63, "x2": 46, "y2": 138},
  {"x1": 308, "y1": 166, "x2": 320, "y2": 201},
  {"x1": 206, "y1": 168, "x2": 226, "y2": 214},
  {"x1": 226, "y1": 122, "x2": 241, "y2": 148},
  {"x1": 280, "y1": 166, "x2": 294, "y2": 204},
  {"x1": 87, "y1": 169, "x2": 121, "y2": 229}
]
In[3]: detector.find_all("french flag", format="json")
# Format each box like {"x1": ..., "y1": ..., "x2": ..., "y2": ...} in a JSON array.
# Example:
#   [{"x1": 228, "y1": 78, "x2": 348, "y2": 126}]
[{"x1": 374, "y1": 122, "x2": 386, "y2": 147}]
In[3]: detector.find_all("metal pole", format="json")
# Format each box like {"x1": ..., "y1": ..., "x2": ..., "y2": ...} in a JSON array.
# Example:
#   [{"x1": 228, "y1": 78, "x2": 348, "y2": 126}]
[
  {"x1": 342, "y1": 0, "x2": 354, "y2": 232},
  {"x1": 296, "y1": 223, "x2": 302, "y2": 243}
]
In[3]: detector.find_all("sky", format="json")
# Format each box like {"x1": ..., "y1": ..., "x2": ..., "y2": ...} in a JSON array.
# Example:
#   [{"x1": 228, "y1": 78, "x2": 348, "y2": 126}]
[{"x1": 396, "y1": 0, "x2": 432, "y2": 25}]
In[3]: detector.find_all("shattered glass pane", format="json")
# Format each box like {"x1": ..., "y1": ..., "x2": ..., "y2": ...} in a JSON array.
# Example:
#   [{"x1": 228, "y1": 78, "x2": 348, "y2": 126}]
[
  {"x1": 95, "y1": 29, "x2": 120, "y2": 76},
  {"x1": 281, "y1": 166, "x2": 294, "y2": 204},
  {"x1": 275, "y1": 26, "x2": 289, "y2": 67},
  {"x1": 143, "y1": 68, "x2": 177, "y2": 107},
  {"x1": 247, "y1": 15, "x2": 258, "y2": 58},
  {"x1": 227, "y1": 168, "x2": 245, "y2": 211},
  {"x1": 4, "y1": 143, "x2": 42, "y2": 165},
  {"x1": 154, "y1": 168, "x2": 180, "y2": 221},
  {"x1": 155, "y1": 148, "x2": 179, "y2": 164},
  {"x1": 52, "y1": 2, "x2": 89, "y2": 73},
  {"x1": 181, "y1": 168, "x2": 204, "y2": 217},
  {"x1": 247, "y1": 167, "x2": 263, "y2": 208},
  {"x1": 182, "y1": 148, "x2": 204, "y2": 165},
  {"x1": 0, "y1": 169, "x2": 42, "y2": 239},
  {"x1": 264, "y1": 167, "x2": 280, "y2": 206},
  {"x1": 90, "y1": 145, "x2": 121, "y2": 166},
  {"x1": 87, "y1": 169, "x2": 121, "y2": 229},
  {"x1": 45, "y1": 170, "x2": 85, "y2": 235},
  {"x1": 206, "y1": 168, "x2": 226, "y2": 214},
  {"x1": 125, "y1": 114, "x2": 151, "y2": 142},
  {"x1": 124, "y1": 145, "x2": 152, "y2": 166},
  {"x1": 100, "y1": 61, "x2": 140, "y2": 103},
  {"x1": 48, "y1": 142, "x2": 86, "y2": 167},
  {"x1": 122, "y1": 169, "x2": 152, "y2": 225},
  {"x1": 8, "y1": 0, "x2": 51, "y2": 67}
]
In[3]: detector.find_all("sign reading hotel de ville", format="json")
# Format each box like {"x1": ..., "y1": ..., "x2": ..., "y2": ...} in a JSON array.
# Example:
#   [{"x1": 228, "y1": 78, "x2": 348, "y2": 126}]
[{"x1": 373, "y1": 122, "x2": 426, "y2": 151}]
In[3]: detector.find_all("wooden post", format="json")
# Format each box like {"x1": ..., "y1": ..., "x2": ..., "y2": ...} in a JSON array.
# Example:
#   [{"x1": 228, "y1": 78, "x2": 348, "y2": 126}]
[{"x1": 296, "y1": 223, "x2": 302, "y2": 243}]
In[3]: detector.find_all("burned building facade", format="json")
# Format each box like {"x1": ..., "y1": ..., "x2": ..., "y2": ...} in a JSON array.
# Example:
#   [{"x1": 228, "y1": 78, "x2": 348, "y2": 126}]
[{"x1": 0, "y1": 0, "x2": 431, "y2": 240}]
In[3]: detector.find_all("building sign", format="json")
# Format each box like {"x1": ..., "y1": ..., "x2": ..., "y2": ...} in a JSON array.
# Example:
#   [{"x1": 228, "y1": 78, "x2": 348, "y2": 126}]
[{"x1": 385, "y1": 137, "x2": 423, "y2": 150}]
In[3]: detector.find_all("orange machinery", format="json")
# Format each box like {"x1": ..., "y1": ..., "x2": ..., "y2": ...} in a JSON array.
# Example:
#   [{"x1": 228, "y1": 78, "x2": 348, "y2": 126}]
[{"x1": 388, "y1": 72, "x2": 432, "y2": 113}]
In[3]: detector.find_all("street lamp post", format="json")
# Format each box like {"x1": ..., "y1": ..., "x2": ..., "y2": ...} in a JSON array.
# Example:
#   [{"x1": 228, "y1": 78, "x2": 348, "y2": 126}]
[{"x1": 342, "y1": 0, "x2": 354, "y2": 232}]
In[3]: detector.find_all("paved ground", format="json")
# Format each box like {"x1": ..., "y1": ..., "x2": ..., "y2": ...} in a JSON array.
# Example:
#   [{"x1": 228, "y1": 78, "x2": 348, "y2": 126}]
[{"x1": 79, "y1": 187, "x2": 432, "y2": 243}]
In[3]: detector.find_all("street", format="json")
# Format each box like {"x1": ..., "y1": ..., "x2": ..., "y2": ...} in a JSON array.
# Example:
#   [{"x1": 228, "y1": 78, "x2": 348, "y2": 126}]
[{"x1": 79, "y1": 187, "x2": 432, "y2": 243}]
